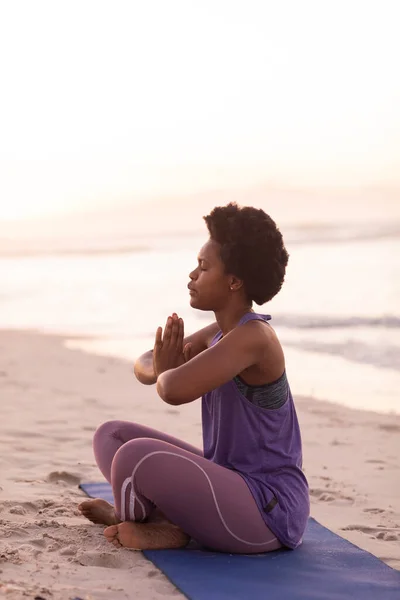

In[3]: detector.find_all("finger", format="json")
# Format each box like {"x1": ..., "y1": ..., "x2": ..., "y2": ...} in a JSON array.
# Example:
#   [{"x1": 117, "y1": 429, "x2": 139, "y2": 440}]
[
  {"x1": 163, "y1": 317, "x2": 173, "y2": 344},
  {"x1": 154, "y1": 327, "x2": 163, "y2": 348},
  {"x1": 170, "y1": 314, "x2": 179, "y2": 345},
  {"x1": 177, "y1": 318, "x2": 184, "y2": 348}
]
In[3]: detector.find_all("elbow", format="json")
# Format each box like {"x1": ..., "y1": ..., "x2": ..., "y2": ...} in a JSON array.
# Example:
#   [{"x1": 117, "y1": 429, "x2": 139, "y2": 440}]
[
  {"x1": 133, "y1": 353, "x2": 157, "y2": 385},
  {"x1": 157, "y1": 371, "x2": 179, "y2": 406},
  {"x1": 156, "y1": 371, "x2": 182, "y2": 405},
  {"x1": 134, "y1": 363, "x2": 156, "y2": 385}
]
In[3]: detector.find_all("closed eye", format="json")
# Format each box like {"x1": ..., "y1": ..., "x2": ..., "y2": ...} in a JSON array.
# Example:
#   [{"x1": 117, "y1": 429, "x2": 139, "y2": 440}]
[{"x1": 197, "y1": 258, "x2": 208, "y2": 271}]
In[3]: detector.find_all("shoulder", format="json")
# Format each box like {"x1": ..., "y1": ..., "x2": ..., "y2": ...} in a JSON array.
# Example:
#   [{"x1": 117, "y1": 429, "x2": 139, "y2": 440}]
[
  {"x1": 237, "y1": 318, "x2": 277, "y2": 346},
  {"x1": 215, "y1": 319, "x2": 271, "y2": 361},
  {"x1": 236, "y1": 319, "x2": 285, "y2": 379},
  {"x1": 234, "y1": 318, "x2": 284, "y2": 371}
]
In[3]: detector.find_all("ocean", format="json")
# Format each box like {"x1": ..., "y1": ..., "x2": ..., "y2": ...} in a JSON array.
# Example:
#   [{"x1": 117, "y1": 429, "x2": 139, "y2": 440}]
[{"x1": 1, "y1": 205, "x2": 399, "y2": 415}]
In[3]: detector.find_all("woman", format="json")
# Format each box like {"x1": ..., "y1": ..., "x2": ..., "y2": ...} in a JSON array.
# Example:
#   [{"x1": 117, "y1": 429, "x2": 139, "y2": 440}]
[{"x1": 79, "y1": 202, "x2": 310, "y2": 553}]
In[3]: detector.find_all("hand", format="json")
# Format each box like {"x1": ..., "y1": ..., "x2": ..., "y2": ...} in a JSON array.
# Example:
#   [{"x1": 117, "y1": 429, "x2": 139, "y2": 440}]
[{"x1": 153, "y1": 313, "x2": 186, "y2": 377}]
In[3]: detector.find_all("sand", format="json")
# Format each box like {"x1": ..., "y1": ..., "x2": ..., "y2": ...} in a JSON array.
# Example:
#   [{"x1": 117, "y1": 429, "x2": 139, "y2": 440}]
[{"x1": 0, "y1": 330, "x2": 399, "y2": 599}]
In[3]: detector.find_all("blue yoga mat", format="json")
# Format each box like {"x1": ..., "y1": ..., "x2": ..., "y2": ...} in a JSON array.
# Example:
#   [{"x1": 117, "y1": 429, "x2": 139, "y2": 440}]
[{"x1": 79, "y1": 482, "x2": 400, "y2": 600}]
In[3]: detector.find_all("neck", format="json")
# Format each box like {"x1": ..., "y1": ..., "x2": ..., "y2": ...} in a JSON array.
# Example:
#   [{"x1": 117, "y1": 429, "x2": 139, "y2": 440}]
[{"x1": 214, "y1": 303, "x2": 254, "y2": 336}]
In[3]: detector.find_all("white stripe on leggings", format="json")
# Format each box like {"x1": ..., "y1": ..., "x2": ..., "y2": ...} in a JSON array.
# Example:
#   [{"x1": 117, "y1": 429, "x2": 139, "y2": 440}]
[
  {"x1": 129, "y1": 450, "x2": 277, "y2": 547},
  {"x1": 119, "y1": 477, "x2": 142, "y2": 521},
  {"x1": 129, "y1": 485, "x2": 135, "y2": 520},
  {"x1": 120, "y1": 477, "x2": 131, "y2": 521}
]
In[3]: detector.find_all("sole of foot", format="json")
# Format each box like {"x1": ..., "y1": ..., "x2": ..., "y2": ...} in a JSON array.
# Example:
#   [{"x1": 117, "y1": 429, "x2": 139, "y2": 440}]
[
  {"x1": 78, "y1": 498, "x2": 120, "y2": 525},
  {"x1": 104, "y1": 521, "x2": 190, "y2": 550}
]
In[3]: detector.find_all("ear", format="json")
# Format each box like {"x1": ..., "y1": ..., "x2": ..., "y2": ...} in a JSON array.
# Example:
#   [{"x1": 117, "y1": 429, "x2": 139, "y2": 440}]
[{"x1": 229, "y1": 276, "x2": 244, "y2": 292}]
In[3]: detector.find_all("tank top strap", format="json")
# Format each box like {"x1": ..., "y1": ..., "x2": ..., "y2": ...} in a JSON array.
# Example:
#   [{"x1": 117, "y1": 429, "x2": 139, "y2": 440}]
[
  {"x1": 209, "y1": 312, "x2": 271, "y2": 347},
  {"x1": 210, "y1": 330, "x2": 223, "y2": 347},
  {"x1": 238, "y1": 312, "x2": 272, "y2": 326}
]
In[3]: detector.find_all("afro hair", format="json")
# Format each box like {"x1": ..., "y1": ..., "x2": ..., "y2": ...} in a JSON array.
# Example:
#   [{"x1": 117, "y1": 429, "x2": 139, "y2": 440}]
[{"x1": 203, "y1": 203, "x2": 289, "y2": 305}]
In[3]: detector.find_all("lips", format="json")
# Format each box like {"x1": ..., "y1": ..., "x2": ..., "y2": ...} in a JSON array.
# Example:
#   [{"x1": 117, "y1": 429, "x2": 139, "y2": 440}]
[{"x1": 187, "y1": 284, "x2": 197, "y2": 294}]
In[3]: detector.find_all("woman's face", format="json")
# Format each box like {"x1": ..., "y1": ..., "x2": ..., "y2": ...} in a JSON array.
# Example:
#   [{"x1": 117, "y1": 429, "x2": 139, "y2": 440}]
[{"x1": 188, "y1": 239, "x2": 231, "y2": 311}]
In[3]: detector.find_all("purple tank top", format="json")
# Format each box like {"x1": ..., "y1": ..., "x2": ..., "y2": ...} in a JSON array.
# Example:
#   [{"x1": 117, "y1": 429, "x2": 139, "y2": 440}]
[{"x1": 202, "y1": 312, "x2": 310, "y2": 549}]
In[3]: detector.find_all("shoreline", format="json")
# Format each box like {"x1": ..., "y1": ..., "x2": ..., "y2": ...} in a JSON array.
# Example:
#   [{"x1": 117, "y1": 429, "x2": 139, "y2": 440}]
[{"x1": 1, "y1": 329, "x2": 399, "y2": 599}]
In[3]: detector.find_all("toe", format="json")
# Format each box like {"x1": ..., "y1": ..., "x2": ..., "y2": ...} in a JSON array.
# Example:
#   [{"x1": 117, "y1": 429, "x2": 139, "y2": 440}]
[{"x1": 104, "y1": 525, "x2": 118, "y2": 540}]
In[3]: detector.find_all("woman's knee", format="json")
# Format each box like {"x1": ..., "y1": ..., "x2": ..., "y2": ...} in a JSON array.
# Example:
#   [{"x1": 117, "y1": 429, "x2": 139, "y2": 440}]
[
  {"x1": 110, "y1": 437, "x2": 175, "y2": 483},
  {"x1": 93, "y1": 420, "x2": 122, "y2": 447},
  {"x1": 93, "y1": 419, "x2": 144, "y2": 447},
  {"x1": 112, "y1": 437, "x2": 167, "y2": 464}
]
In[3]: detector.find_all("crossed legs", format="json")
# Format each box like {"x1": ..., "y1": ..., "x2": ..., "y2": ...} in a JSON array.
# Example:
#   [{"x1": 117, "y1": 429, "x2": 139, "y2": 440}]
[{"x1": 79, "y1": 420, "x2": 281, "y2": 553}]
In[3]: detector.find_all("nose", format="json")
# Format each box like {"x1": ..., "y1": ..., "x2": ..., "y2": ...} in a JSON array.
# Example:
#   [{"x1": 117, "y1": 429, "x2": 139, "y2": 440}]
[{"x1": 189, "y1": 267, "x2": 197, "y2": 280}]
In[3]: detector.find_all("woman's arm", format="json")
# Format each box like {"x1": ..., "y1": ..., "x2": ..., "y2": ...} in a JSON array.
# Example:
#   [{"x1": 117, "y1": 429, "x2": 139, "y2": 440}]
[
  {"x1": 156, "y1": 321, "x2": 267, "y2": 405},
  {"x1": 133, "y1": 321, "x2": 220, "y2": 385}
]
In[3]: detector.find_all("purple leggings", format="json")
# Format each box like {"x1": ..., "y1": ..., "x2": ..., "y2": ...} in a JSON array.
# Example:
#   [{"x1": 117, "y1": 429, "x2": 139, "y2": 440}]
[{"x1": 93, "y1": 420, "x2": 282, "y2": 554}]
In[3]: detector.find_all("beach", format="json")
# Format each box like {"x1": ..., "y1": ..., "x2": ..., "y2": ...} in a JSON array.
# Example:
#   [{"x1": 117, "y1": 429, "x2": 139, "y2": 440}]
[
  {"x1": 1, "y1": 0, "x2": 400, "y2": 594},
  {"x1": 1, "y1": 329, "x2": 399, "y2": 599}
]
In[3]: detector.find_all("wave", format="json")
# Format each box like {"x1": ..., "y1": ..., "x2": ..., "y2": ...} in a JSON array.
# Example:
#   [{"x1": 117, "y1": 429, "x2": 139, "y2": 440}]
[
  {"x1": 1, "y1": 219, "x2": 399, "y2": 259},
  {"x1": 283, "y1": 339, "x2": 400, "y2": 371},
  {"x1": 273, "y1": 314, "x2": 400, "y2": 371},
  {"x1": 273, "y1": 314, "x2": 400, "y2": 329},
  {"x1": 286, "y1": 221, "x2": 400, "y2": 245}
]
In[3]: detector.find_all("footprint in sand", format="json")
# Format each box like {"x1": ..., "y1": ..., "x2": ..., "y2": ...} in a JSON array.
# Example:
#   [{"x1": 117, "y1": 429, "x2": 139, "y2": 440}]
[
  {"x1": 25, "y1": 536, "x2": 47, "y2": 548},
  {"x1": 60, "y1": 545, "x2": 77, "y2": 556},
  {"x1": 9, "y1": 505, "x2": 27, "y2": 515},
  {"x1": 75, "y1": 551, "x2": 127, "y2": 568},
  {"x1": 39, "y1": 505, "x2": 73, "y2": 517},
  {"x1": 3, "y1": 526, "x2": 31, "y2": 540},
  {"x1": 8, "y1": 429, "x2": 44, "y2": 439},
  {"x1": 379, "y1": 423, "x2": 400, "y2": 432},
  {"x1": 17, "y1": 544, "x2": 43, "y2": 559},
  {"x1": 363, "y1": 507, "x2": 386, "y2": 514},
  {"x1": 146, "y1": 569, "x2": 161, "y2": 578},
  {"x1": 310, "y1": 487, "x2": 354, "y2": 505},
  {"x1": 7, "y1": 500, "x2": 38, "y2": 515},
  {"x1": 341, "y1": 524, "x2": 400, "y2": 541},
  {"x1": 1, "y1": 548, "x2": 21, "y2": 564},
  {"x1": 46, "y1": 471, "x2": 81, "y2": 485}
]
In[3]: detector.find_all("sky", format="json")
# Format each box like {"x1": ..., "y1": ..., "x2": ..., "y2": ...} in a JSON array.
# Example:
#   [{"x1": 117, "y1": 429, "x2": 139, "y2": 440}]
[{"x1": 0, "y1": 0, "x2": 399, "y2": 220}]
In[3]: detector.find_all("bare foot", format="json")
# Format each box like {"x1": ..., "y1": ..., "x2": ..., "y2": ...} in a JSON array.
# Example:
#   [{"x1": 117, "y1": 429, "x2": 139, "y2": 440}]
[
  {"x1": 104, "y1": 521, "x2": 190, "y2": 550},
  {"x1": 78, "y1": 498, "x2": 120, "y2": 525}
]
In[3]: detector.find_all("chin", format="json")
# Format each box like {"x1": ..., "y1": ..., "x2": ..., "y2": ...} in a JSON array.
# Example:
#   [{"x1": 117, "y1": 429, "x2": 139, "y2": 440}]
[
  {"x1": 189, "y1": 296, "x2": 199, "y2": 309},
  {"x1": 189, "y1": 297, "x2": 213, "y2": 312},
  {"x1": 189, "y1": 296, "x2": 205, "y2": 311}
]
